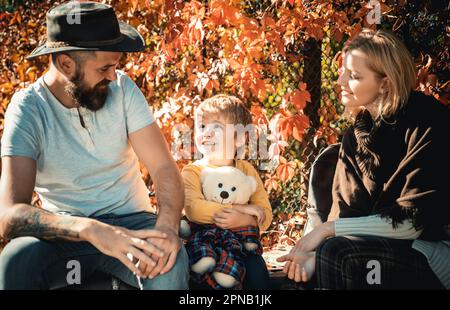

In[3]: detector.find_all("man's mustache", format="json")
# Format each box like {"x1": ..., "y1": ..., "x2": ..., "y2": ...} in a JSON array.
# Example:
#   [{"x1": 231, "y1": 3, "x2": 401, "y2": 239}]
[{"x1": 96, "y1": 79, "x2": 110, "y2": 88}]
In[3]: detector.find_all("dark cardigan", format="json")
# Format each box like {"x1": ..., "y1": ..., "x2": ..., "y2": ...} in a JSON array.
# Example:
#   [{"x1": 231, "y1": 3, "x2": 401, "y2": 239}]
[{"x1": 328, "y1": 91, "x2": 450, "y2": 240}]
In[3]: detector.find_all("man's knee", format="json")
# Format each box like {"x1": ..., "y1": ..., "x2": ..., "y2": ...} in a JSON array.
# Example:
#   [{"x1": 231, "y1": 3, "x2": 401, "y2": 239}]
[
  {"x1": 0, "y1": 237, "x2": 56, "y2": 289},
  {"x1": 143, "y1": 246, "x2": 190, "y2": 290}
]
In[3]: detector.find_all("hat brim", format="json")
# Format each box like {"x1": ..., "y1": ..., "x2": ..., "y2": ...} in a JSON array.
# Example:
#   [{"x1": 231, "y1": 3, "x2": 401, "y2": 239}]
[{"x1": 26, "y1": 21, "x2": 145, "y2": 59}]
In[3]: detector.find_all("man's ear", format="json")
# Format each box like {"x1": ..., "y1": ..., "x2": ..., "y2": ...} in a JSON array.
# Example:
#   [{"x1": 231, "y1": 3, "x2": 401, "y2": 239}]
[{"x1": 53, "y1": 53, "x2": 77, "y2": 76}]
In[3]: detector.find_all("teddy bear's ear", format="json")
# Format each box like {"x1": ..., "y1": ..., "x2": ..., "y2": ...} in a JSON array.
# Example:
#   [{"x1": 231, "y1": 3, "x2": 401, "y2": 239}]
[
  {"x1": 247, "y1": 175, "x2": 257, "y2": 194},
  {"x1": 200, "y1": 167, "x2": 213, "y2": 183}
]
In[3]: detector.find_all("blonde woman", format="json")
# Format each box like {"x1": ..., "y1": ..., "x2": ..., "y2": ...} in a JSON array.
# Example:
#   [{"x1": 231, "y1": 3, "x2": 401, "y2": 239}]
[{"x1": 278, "y1": 29, "x2": 449, "y2": 289}]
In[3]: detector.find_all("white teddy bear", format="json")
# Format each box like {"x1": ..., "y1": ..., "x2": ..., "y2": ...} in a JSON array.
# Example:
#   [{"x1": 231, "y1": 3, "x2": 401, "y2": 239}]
[
  {"x1": 180, "y1": 166, "x2": 258, "y2": 239},
  {"x1": 185, "y1": 166, "x2": 260, "y2": 288},
  {"x1": 201, "y1": 166, "x2": 257, "y2": 207}
]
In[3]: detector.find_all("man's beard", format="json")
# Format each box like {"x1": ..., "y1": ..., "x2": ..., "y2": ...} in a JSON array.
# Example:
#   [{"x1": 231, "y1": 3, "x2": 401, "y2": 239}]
[{"x1": 65, "y1": 68, "x2": 110, "y2": 111}]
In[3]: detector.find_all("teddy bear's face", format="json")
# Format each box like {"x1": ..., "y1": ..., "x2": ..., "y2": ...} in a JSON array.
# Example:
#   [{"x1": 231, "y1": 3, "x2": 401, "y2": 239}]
[{"x1": 201, "y1": 166, "x2": 257, "y2": 205}]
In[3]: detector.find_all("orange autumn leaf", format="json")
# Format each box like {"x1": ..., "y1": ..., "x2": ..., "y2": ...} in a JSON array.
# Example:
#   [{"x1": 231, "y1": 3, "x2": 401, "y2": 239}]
[
  {"x1": 288, "y1": 83, "x2": 311, "y2": 111},
  {"x1": 276, "y1": 156, "x2": 296, "y2": 183},
  {"x1": 251, "y1": 104, "x2": 269, "y2": 126},
  {"x1": 209, "y1": 0, "x2": 241, "y2": 26},
  {"x1": 264, "y1": 173, "x2": 280, "y2": 192},
  {"x1": 277, "y1": 112, "x2": 310, "y2": 141}
]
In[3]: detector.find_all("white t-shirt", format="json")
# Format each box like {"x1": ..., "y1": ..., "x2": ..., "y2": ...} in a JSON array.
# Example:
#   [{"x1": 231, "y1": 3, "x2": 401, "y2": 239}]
[{"x1": 1, "y1": 70, "x2": 155, "y2": 217}]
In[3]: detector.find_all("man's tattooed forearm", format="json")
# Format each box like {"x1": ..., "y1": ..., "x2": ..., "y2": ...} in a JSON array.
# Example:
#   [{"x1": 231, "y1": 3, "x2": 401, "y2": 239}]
[{"x1": 4, "y1": 206, "x2": 81, "y2": 241}]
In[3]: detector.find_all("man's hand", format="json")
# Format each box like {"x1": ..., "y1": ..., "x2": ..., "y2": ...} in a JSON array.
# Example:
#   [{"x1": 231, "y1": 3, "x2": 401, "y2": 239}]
[
  {"x1": 233, "y1": 204, "x2": 265, "y2": 226},
  {"x1": 84, "y1": 222, "x2": 167, "y2": 277},
  {"x1": 129, "y1": 124, "x2": 185, "y2": 279},
  {"x1": 138, "y1": 225, "x2": 182, "y2": 279},
  {"x1": 212, "y1": 207, "x2": 257, "y2": 229}
]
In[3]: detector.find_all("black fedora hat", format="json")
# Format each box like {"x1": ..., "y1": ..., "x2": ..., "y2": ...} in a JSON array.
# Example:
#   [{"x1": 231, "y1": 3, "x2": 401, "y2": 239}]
[{"x1": 26, "y1": 1, "x2": 145, "y2": 59}]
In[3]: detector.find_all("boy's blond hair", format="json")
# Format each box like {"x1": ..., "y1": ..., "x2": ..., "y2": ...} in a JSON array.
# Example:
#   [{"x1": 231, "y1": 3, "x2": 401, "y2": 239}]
[{"x1": 195, "y1": 94, "x2": 252, "y2": 126}]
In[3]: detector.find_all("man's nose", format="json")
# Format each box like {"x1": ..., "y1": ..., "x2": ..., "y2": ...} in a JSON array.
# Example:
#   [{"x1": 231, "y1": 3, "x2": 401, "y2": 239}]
[{"x1": 106, "y1": 67, "x2": 117, "y2": 81}]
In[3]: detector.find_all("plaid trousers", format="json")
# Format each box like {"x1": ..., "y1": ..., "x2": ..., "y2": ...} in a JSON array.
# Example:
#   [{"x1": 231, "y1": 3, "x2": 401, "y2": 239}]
[
  {"x1": 186, "y1": 223, "x2": 262, "y2": 289},
  {"x1": 315, "y1": 235, "x2": 444, "y2": 290}
]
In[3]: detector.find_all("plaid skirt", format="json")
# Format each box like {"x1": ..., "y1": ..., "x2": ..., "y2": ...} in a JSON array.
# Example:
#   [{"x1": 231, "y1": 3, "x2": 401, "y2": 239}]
[
  {"x1": 186, "y1": 223, "x2": 262, "y2": 289},
  {"x1": 315, "y1": 235, "x2": 444, "y2": 289}
]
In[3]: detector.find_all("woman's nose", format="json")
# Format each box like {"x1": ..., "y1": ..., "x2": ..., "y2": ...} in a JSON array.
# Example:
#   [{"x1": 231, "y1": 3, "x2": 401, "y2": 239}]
[{"x1": 337, "y1": 73, "x2": 346, "y2": 86}]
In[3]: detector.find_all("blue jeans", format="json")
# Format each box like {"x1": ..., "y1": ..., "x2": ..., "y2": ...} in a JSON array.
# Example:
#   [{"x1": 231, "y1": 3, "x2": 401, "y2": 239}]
[{"x1": 0, "y1": 211, "x2": 189, "y2": 290}]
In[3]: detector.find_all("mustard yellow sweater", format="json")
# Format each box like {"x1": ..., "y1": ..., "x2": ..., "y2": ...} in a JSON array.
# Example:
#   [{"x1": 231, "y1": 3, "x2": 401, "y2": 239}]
[{"x1": 181, "y1": 160, "x2": 273, "y2": 232}]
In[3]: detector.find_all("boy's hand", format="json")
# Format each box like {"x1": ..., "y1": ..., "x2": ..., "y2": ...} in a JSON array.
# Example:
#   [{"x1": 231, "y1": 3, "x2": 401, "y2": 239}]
[
  {"x1": 233, "y1": 204, "x2": 266, "y2": 226},
  {"x1": 212, "y1": 208, "x2": 257, "y2": 229}
]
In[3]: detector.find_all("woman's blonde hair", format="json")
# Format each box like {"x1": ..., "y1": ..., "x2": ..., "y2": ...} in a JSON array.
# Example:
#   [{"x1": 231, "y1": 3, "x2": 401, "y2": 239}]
[{"x1": 343, "y1": 29, "x2": 417, "y2": 119}]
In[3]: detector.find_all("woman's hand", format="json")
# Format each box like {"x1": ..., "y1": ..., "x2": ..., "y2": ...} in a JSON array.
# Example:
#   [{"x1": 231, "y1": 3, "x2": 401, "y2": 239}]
[
  {"x1": 276, "y1": 250, "x2": 316, "y2": 283},
  {"x1": 273, "y1": 222, "x2": 334, "y2": 283},
  {"x1": 292, "y1": 221, "x2": 335, "y2": 253}
]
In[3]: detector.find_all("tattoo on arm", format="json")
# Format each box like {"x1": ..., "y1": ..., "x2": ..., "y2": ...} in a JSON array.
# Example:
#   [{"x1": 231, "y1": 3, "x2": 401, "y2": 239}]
[{"x1": 4, "y1": 204, "x2": 81, "y2": 241}]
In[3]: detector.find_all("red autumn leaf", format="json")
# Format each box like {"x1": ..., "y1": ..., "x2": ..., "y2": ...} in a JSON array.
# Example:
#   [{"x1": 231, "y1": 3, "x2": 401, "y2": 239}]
[
  {"x1": 289, "y1": 84, "x2": 311, "y2": 111},
  {"x1": 209, "y1": 0, "x2": 241, "y2": 26},
  {"x1": 277, "y1": 111, "x2": 310, "y2": 141},
  {"x1": 251, "y1": 105, "x2": 269, "y2": 126},
  {"x1": 188, "y1": 17, "x2": 205, "y2": 44},
  {"x1": 252, "y1": 79, "x2": 268, "y2": 102}
]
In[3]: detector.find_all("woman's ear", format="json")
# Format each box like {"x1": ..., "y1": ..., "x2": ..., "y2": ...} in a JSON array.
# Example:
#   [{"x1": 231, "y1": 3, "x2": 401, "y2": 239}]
[{"x1": 380, "y1": 77, "x2": 389, "y2": 94}]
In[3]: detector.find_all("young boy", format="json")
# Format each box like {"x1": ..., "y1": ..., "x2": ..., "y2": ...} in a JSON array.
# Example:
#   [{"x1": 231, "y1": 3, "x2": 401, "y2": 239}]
[{"x1": 182, "y1": 94, "x2": 273, "y2": 289}]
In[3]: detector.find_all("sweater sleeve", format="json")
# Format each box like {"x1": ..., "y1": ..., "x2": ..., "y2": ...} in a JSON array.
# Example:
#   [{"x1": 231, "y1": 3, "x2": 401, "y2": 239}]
[
  {"x1": 334, "y1": 215, "x2": 422, "y2": 239},
  {"x1": 241, "y1": 162, "x2": 273, "y2": 232},
  {"x1": 181, "y1": 164, "x2": 232, "y2": 224}
]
